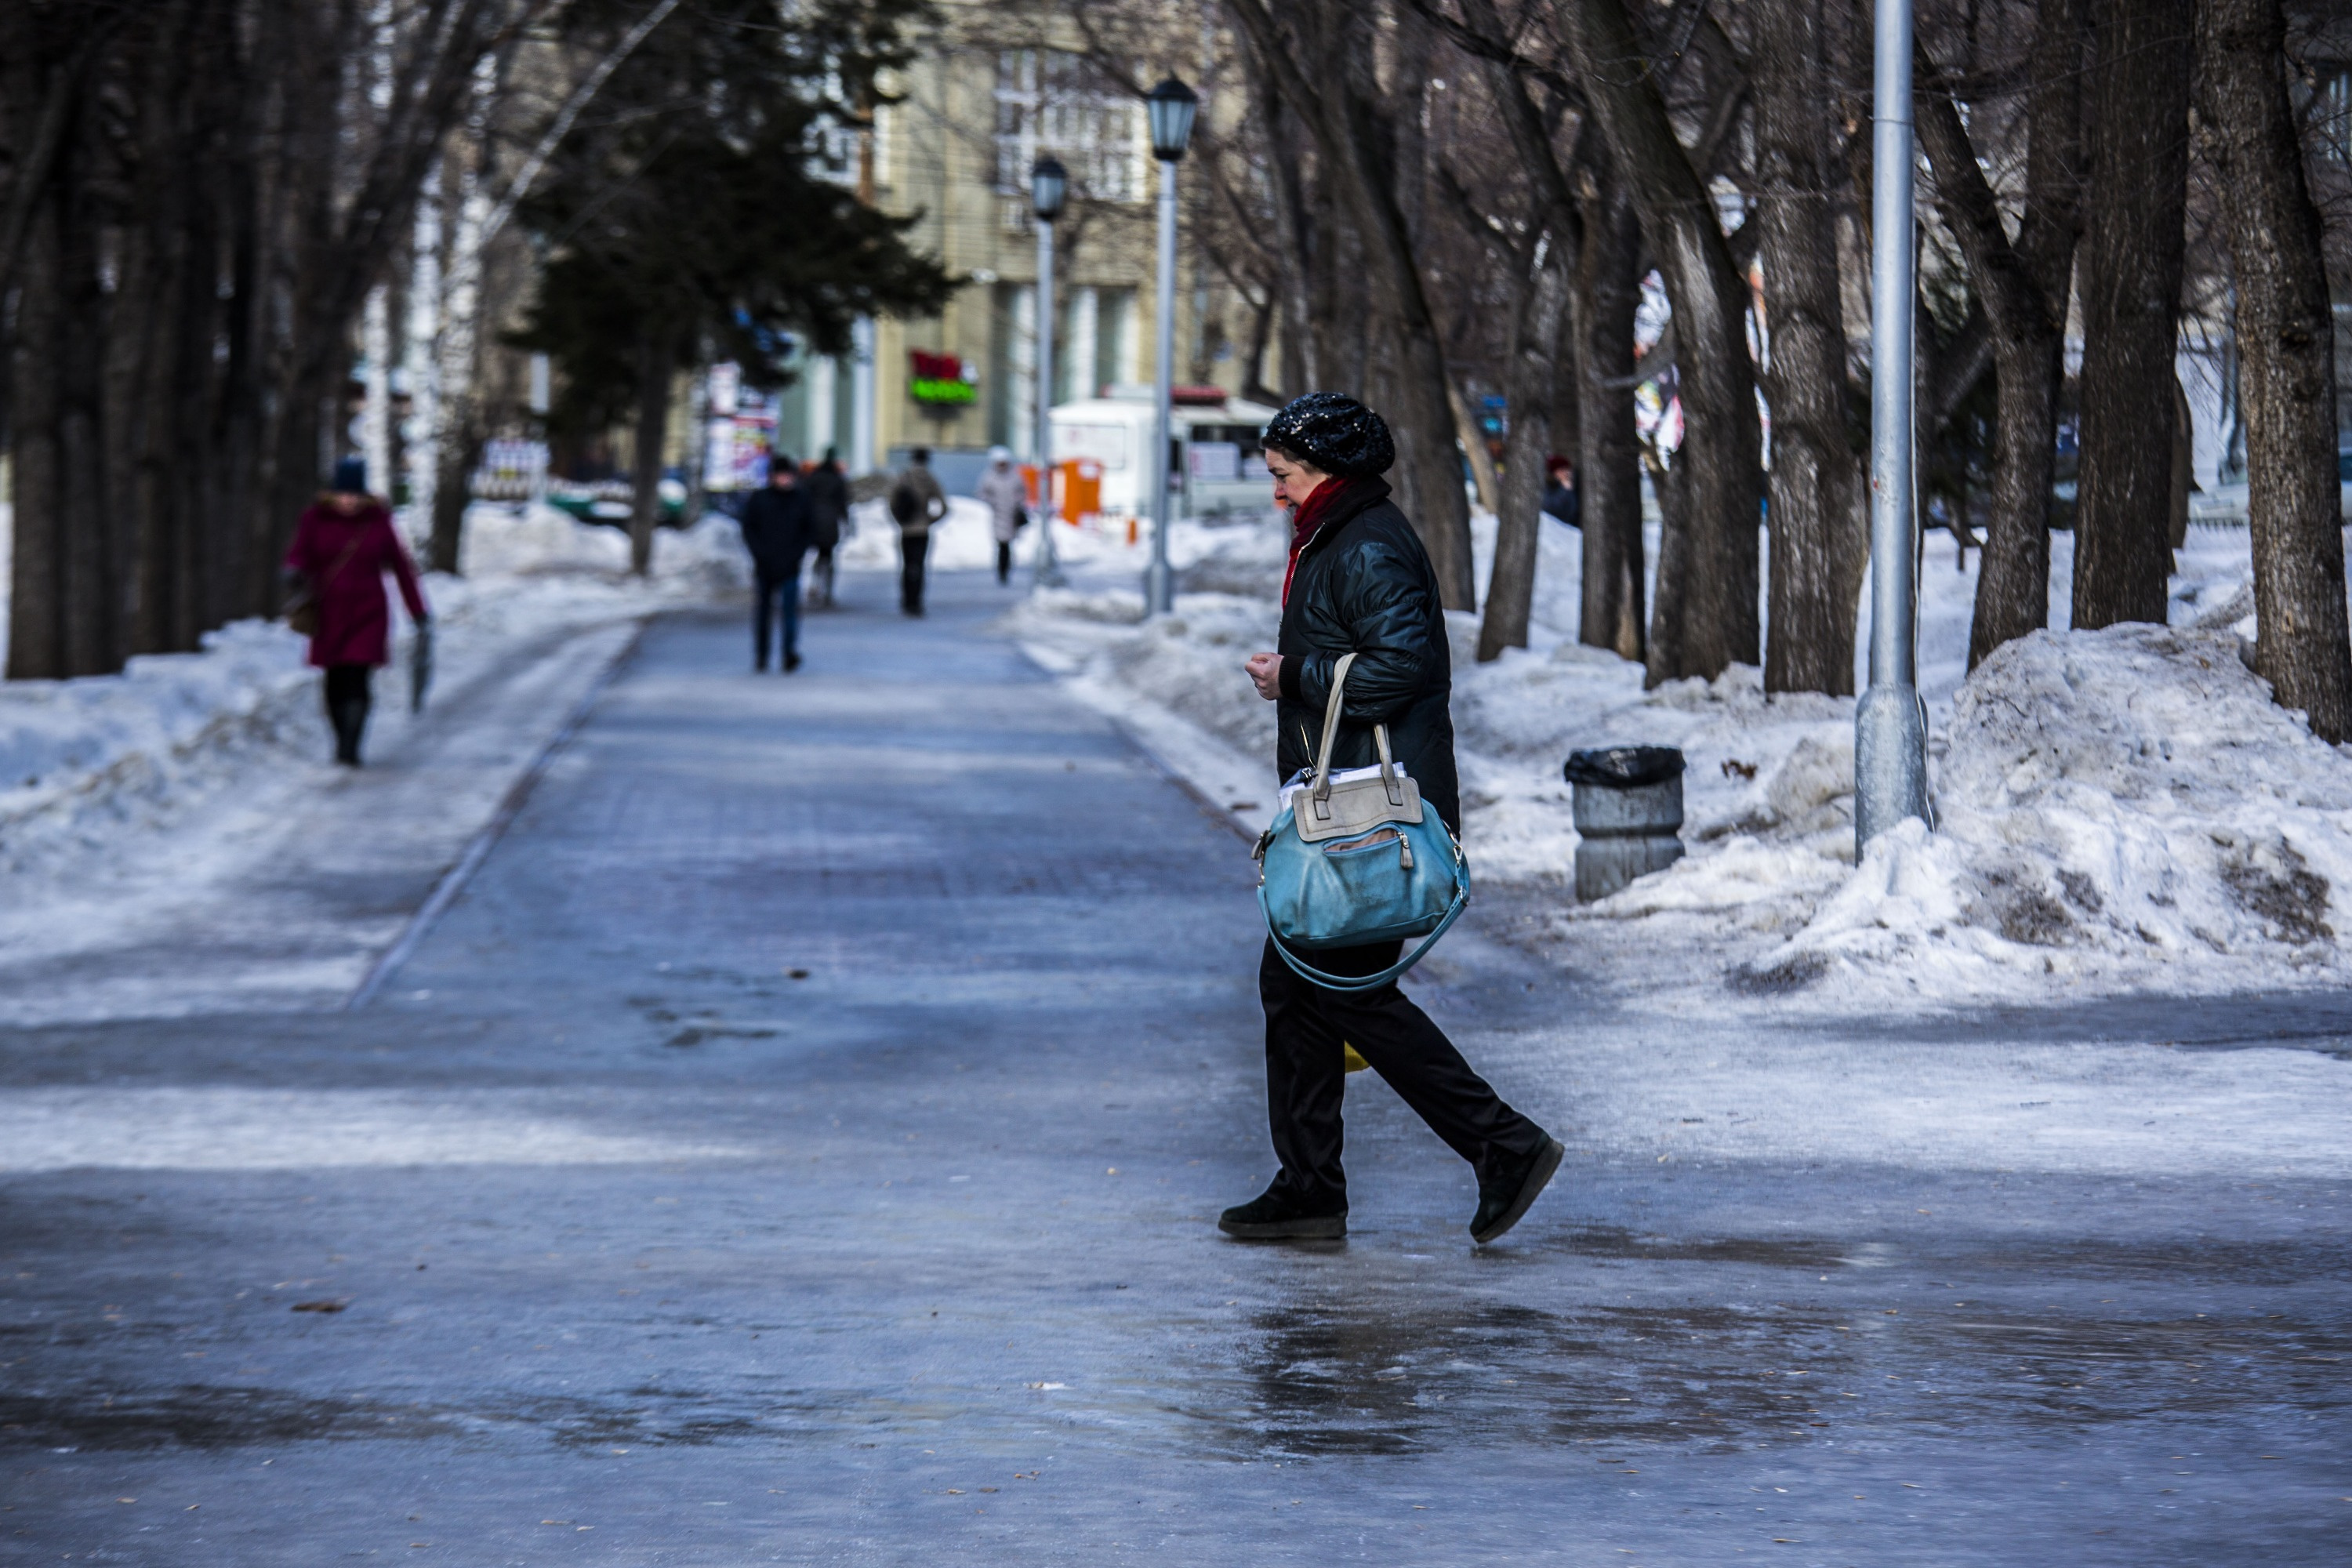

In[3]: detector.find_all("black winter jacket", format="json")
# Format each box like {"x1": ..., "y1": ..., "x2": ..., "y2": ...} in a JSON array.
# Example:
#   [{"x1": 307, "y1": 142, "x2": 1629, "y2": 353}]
[
  {"x1": 740, "y1": 485, "x2": 815, "y2": 575},
  {"x1": 1274, "y1": 477, "x2": 1461, "y2": 834},
  {"x1": 802, "y1": 466, "x2": 848, "y2": 548}
]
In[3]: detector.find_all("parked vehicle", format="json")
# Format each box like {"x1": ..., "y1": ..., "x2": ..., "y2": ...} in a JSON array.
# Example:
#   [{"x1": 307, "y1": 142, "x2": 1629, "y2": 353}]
[
  {"x1": 2188, "y1": 452, "x2": 2352, "y2": 526},
  {"x1": 546, "y1": 477, "x2": 689, "y2": 528}
]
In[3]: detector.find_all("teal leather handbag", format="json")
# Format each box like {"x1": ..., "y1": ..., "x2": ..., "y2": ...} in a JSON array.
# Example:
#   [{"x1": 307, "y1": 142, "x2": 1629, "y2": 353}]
[{"x1": 1254, "y1": 654, "x2": 1471, "y2": 992}]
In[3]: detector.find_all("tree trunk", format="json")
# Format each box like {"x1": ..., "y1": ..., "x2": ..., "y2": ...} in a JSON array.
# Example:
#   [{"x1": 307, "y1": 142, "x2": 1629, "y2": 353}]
[
  {"x1": 1915, "y1": 0, "x2": 2085, "y2": 668},
  {"x1": 1752, "y1": 0, "x2": 1864, "y2": 695},
  {"x1": 7, "y1": 194, "x2": 66, "y2": 679},
  {"x1": 432, "y1": 416, "x2": 481, "y2": 575},
  {"x1": 1224, "y1": 0, "x2": 1478, "y2": 608},
  {"x1": 630, "y1": 331, "x2": 674, "y2": 577},
  {"x1": 2196, "y1": 0, "x2": 2352, "y2": 740},
  {"x1": 1329, "y1": 6, "x2": 1475, "y2": 608},
  {"x1": 427, "y1": 90, "x2": 495, "y2": 574},
  {"x1": 2072, "y1": 0, "x2": 2193, "y2": 630},
  {"x1": 56, "y1": 151, "x2": 116, "y2": 677},
  {"x1": 1577, "y1": 175, "x2": 1646, "y2": 662},
  {"x1": 1477, "y1": 235, "x2": 1573, "y2": 662},
  {"x1": 1562, "y1": 0, "x2": 1762, "y2": 684}
]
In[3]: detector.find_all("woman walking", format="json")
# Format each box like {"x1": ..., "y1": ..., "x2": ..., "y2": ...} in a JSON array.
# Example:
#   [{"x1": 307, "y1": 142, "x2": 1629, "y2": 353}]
[
  {"x1": 1222, "y1": 393, "x2": 1563, "y2": 1244},
  {"x1": 285, "y1": 457, "x2": 429, "y2": 767},
  {"x1": 976, "y1": 446, "x2": 1026, "y2": 584}
]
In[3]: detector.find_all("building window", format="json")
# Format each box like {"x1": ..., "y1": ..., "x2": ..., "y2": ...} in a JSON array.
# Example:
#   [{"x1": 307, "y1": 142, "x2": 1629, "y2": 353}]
[
  {"x1": 996, "y1": 49, "x2": 1142, "y2": 205},
  {"x1": 1094, "y1": 287, "x2": 1135, "y2": 394}
]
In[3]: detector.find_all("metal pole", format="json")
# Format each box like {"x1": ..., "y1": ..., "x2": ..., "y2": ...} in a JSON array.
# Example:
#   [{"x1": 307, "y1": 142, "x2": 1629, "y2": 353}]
[
  {"x1": 1033, "y1": 218, "x2": 1062, "y2": 588},
  {"x1": 1145, "y1": 154, "x2": 1179, "y2": 615},
  {"x1": 1855, "y1": 0, "x2": 1928, "y2": 851}
]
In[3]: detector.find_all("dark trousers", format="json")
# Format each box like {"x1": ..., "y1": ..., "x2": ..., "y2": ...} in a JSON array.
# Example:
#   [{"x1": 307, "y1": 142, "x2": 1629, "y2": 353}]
[
  {"x1": 1259, "y1": 937, "x2": 1547, "y2": 1212},
  {"x1": 900, "y1": 528, "x2": 930, "y2": 615},
  {"x1": 996, "y1": 539, "x2": 1013, "y2": 583},
  {"x1": 754, "y1": 568, "x2": 800, "y2": 666},
  {"x1": 323, "y1": 662, "x2": 372, "y2": 765},
  {"x1": 809, "y1": 548, "x2": 835, "y2": 607}
]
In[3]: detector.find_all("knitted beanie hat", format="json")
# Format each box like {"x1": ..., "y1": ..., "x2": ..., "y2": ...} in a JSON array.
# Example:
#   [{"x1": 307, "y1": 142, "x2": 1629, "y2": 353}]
[{"x1": 1263, "y1": 391, "x2": 1396, "y2": 478}]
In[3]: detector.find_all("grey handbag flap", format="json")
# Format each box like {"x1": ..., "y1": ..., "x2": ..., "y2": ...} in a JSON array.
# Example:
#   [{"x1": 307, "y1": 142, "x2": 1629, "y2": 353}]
[
  {"x1": 1294, "y1": 653, "x2": 1427, "y2": 843},
  {"x1": 1295, "y1": 770, "x2": 1425, "y2": 841}
]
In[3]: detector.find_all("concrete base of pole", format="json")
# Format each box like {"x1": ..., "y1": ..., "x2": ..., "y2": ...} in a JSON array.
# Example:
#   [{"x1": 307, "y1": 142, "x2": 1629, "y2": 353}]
[
  {"x1": 1854, "y1": 682, "x2": 1929, "y2": 850},
  {"x1": 1143, "y1": 556, "x2": 1174, "y2": 616}
]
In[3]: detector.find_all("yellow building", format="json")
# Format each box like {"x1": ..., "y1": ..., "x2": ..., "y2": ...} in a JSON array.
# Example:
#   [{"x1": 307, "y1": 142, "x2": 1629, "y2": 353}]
[{"x1": 771, "y1": 10, "x2": 1259, "y2": 492}]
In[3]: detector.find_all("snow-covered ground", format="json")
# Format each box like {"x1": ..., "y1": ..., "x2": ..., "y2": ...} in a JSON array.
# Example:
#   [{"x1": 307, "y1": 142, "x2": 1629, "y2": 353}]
[
  {"x1": 0, "y1": 503, "x2": 747, "y2": 1024},
  {"x1": 1002, "y1": 499, "x2": 2352, "y2": 1015}
]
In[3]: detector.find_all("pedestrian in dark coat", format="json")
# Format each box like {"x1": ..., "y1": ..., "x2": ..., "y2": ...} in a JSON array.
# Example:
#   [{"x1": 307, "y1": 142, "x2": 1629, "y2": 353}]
[
  {"x1": 1224, "y1": 391, "x2": 1562, "y2": 1246},
  {"x1": 803, "y1": 449, "x2": 849, "y2": 608},
  {"x1": 284, "y1": 456, "x2": 429, "y2": 767},
  {"x1": 889, "y1": 447, "x2": 947, "y2": 616},
  {"x1": 1541, "y1": 455, "x2": 1581, "y2": 529},
  {"x1": 739, "y1": 453, "x2": 815, "y2": 671}
]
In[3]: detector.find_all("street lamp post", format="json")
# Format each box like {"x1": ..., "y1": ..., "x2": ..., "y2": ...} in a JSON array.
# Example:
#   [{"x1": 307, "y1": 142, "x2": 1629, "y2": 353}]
[
  {"x1": 1855, "y1": 0, "x2": 1927, "y2": 851},
  {"x1": 1142, "y1": 76, "x2": 1197, "y2": 618},
  {"x1": 1031, "y1": 155, "x2": 1068, "y2": 590}
]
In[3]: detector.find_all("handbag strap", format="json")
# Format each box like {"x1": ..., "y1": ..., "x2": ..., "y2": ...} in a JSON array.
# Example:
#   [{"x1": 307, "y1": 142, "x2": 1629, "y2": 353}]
[
  {"x1": 307, "y1": 528, "x2": 371, "y2": 594},
  {"x1": 1258, "y1": 880, "x2": 1469, "y2": 993},
  {"x1": 1307, "y1": 652, "x2": 1402, "y2": 814}
]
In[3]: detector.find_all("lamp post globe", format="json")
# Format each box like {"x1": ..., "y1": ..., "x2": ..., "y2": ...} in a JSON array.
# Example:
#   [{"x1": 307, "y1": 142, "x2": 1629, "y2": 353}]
[
  {"x1": 1145, "y1": 76, "x2": 1198, "y2": 162},
  {"x1": 1029, "y1": 154, "x2": 1067, "y2": 223}
]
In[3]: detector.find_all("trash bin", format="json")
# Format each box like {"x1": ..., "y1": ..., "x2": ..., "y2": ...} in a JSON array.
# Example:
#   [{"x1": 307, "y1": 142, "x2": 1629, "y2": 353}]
[{"x1": 1565, "y1": 746, "x2": 1685, "y2": 901}]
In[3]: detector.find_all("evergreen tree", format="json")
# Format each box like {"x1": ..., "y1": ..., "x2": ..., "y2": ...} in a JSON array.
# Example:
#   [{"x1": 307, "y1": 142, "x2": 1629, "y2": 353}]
[{"x1": 511, "y1": 0, "x2": 953, "y2": 571}]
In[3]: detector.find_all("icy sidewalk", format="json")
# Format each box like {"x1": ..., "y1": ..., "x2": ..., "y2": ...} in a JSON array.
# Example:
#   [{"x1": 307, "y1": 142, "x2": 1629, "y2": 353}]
[
  {"x1": 1002, "y1": 505, "x2": 2352, "y2": 1017},
  {"x1": 0, "y1": 505, "x2": 747, "y2": 1025}
]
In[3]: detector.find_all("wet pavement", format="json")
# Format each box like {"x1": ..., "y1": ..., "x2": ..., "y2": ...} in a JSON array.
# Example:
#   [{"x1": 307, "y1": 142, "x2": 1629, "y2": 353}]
[{"x1": 3, "y1": 571, "x2": 2347, "y2": 1563}]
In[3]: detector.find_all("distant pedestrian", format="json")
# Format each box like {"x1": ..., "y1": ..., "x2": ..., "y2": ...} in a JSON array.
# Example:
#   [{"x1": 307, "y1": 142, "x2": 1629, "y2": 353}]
[
  {"x1": 739, "y1": 452, "x2": 815, "y2": 671},
  {"x1": 1541, "y1": 454, "x2": 1580, "y2": 528},
  {"x1": 888, "y1": 447, "x2": 947, "y2": 616},
  {"x1": 284, "y1": 456, "x2": 429, "y2": 768},
  {"x1": 804, "y1": 448, "x2": 849, "y2": 608},
  {"x1": 976, "y1": 445, "x2": 1027, "y2": 585},
  {"x1": 1225, "y1": 391, "x2": 1562, "y2": 1245}
]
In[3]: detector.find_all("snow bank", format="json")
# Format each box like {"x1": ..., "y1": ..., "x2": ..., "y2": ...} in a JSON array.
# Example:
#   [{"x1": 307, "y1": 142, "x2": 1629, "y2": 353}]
[
  {"x1": 0, "y1": 504, "x2": 743, "y2": 871},
  {"x1": 0, "y1": 620, "x2": 314, "y2": 871},
  {"x1": 1011, "y1": 497, "x2": 2352, "y2": 1009},
  {"x1": 1737, "y1": 624, "x2": 2352, "y2": 1002}
]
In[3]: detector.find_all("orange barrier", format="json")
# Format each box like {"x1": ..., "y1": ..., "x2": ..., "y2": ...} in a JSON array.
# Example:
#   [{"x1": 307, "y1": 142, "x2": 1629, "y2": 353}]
[{"x1": 1017, "y1": 459, "x2": 1105, "y2": 526}]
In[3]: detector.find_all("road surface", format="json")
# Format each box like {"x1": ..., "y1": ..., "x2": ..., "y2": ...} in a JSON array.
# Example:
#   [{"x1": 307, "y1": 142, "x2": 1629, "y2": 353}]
[{"x1": 3, "y1": 571, "x2": 2345, "y2": 1563}]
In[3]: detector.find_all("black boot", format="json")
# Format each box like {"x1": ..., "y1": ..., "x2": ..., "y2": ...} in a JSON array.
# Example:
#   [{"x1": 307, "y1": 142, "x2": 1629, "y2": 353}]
[
  {"x1": 1470, "y1": 1136, "x2": 1565, "y2": 1244},
  {"x1": 1218, "y1": 1183, "x2": 1346, "y2": 1240},
  {"x1": 331, "y1": 698, "x2": 368, "y2": 767}
]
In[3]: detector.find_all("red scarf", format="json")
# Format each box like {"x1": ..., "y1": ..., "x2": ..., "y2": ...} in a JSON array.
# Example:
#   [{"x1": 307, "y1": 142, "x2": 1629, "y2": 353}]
[{"x1": 1281, "y1": 477, "x2": 1361, "y2": 606}]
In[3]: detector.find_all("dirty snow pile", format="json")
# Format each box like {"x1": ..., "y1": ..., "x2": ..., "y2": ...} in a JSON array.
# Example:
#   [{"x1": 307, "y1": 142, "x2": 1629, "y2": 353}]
[
  {"x1": 0, "y1": 504, "x2": 745, "y2": 871},
  {"x1": 1009, "y1": 500, "x2": 2352, "y2": 1007},
  {"x1": 1737, "y1": 622, "x2": 2352, "y2": 1003}
]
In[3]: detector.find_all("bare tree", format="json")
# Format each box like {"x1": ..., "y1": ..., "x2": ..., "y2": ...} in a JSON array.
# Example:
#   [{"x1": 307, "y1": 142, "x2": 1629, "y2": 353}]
[
  {"x1": 1576, "y1": 166, "x2": 1646, "y2": 662},
  {"x1": 1751, "y1": 0, "x2": 1865, "y2": 694},
  {"x1": 1915, "y1": 0, "x2": 2086, "y2": 668},
  {"x1": 7, "y1": 0, "x2": 526, "y2": 681},
  {"x1": 1558, "y1": 0, "x2": 1762, "y2": 684},
  {"x1": 1224, "y1": 0, "x2": 1479, "y2": 609},
  {"x1": 2196, "y1": 0, "x2": 2352, "y2": 739},
  {"x1": 2071, "y1": 0, "x2": 2195, "y2": 630}
]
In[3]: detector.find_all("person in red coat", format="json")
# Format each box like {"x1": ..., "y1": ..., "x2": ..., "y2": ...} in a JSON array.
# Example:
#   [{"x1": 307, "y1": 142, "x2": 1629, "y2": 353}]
[{"x1": 285, "y1": 457, "x2": 429, "y2": 766}]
